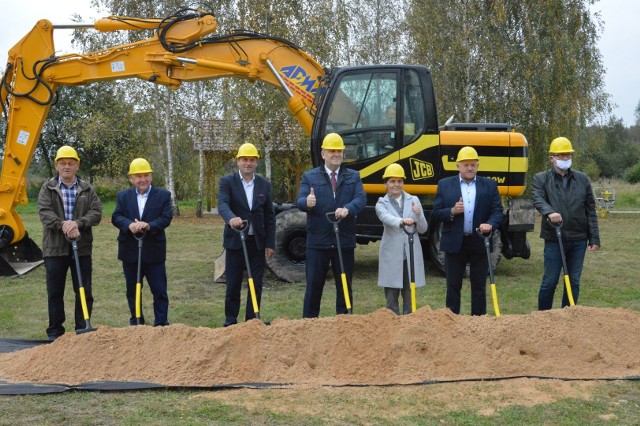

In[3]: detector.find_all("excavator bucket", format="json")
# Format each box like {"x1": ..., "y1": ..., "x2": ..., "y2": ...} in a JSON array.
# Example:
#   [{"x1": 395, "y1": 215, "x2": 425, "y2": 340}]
[{"x1": 0, "y1": 233, "x2": 43, "y2": 276}]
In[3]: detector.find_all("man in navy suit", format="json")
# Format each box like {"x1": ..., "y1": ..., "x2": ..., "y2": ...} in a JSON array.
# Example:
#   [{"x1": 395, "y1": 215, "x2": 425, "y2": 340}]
[
  {"x1": 112, "y1": 158, "x2": 173, "y2": 326},
  {"x1": 431, "y1": 146, "x2": 503, "y2": 315},
  {"x1": 296, "y1": 133, "x2": 366, "y2": 318},
  {"x1": 217, "y1": 143, "x2": 275, "y2": 327}
]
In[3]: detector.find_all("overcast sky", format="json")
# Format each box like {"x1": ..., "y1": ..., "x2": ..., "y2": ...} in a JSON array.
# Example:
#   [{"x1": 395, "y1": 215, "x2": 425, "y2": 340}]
[{"x1": 1, "y1": 0, "x2": 638, "y2": 126}]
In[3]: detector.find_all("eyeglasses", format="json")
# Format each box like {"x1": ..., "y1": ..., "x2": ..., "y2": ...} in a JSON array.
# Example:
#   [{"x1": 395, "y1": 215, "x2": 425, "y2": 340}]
[{"x1": 552, "y1": 154, "x2": 573, "y2": 160}]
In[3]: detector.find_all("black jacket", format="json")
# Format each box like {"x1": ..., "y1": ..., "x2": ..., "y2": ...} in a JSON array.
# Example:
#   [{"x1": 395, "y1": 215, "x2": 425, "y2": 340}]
[
  {"x1": 217, "y1": 173, "x2": 276, "y2": 251},
  {"x1": 532, "y1": 168, "x2": 600, "y2": 246}
]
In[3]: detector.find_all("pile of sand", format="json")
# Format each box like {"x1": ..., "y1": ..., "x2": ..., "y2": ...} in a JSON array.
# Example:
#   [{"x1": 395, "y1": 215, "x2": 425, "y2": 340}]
[{"x1": 0, "y1": 305, "x2": 638, "y2": 386}]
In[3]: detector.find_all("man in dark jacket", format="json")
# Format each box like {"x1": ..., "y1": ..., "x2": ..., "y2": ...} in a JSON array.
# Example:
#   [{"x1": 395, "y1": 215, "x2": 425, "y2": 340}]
[
  {"x1": 37, "y1": 146, "x2": 102, "y2": 340},
  {"x1": 431, "y1": 146, "x2": 504, "y2": 316},
  {"x1": 217, "y1": 143, "x2": 275, "y2": 327},
  {"x1": 296, "y1": 133, "x2": 366, "y2": 318},
  {"x1": 532, "y1": 137, "x2": 600, "y2": 310},
  {"x1": 112, "y1": 158, "x2": 173, "y2": 326}
]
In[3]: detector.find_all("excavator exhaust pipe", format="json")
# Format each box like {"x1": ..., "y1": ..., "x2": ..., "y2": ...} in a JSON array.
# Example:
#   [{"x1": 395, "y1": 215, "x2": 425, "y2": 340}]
[{"x1": 0, "y1": 232, "x2": 44, "y2": 276}]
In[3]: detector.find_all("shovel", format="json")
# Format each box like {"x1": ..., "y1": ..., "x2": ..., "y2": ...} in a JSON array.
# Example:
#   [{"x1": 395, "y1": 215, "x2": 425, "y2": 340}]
[
  {"x1": 133, "y1": 232, "x2": 146, "y2": 325},
  {"x1": 476, "y1": 228, "x2": 501, "y2": 317},
  {"x1": 401, "y1": 222, "x2": 418, "y2": 313},
  {"x1": 326, "y1": 212, "x2": 352, "y2": 314},
  {"x1": 547, "y1": 219, "x2": 576, "y2": 306},
  {"x1": 67, "y1": 236, "x2": 97, "y2": 334},
  {"x1": 232, "y1": 220, "x2": 262, "y2": 321}
]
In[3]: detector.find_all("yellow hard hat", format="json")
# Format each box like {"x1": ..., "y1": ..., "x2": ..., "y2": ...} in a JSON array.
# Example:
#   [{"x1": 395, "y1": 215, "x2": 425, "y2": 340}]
[
  {"x1": 456, "y1": 146, "x2": 479, "y2": 162},
  {"x1": 382, "y1": 163, "x2": 406, "y2": 180},
  {"x1": 54, "y1": 146, "x2": 80, "y2": 163},
  {"x1": 128, "y1": 158, "x2": 153, "y2": 175},
  {"x1": 321, "y1": 133, "x2": 345, "y2": 150},
  {"x1": 236, "y1": 143, "x2": 260, "y2": 159},
  {"x1": 549, "y1": 137, "x2": 574, "y2": 154}
]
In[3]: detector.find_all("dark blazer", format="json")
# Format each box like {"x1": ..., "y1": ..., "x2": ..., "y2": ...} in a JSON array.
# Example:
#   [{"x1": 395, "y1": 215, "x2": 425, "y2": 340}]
[
  {"x1": 431, "y1": 175, "x2": 504, "y2": 253},
  {"x1": 217, "y1": 173, "x2": 276, "y2": 251},
  {"x1": 112, "y1": 186, "x2": 173, "y2": 263},
  {"x1": 295, "y1": 166, "x2": 366, "y2": 249}
]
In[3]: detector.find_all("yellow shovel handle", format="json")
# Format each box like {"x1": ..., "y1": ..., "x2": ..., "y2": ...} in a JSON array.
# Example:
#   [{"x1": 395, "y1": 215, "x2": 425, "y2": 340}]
[
  {"x1": 490, "y1": 283, "x2": 501, "y2": 317},
  {"x1": 411, "y1": 282, "x2": 417, "y2": 313},
  {"x1": 79, "y1": 287, "x2": 90, "y2": 321},
  {"x1": 564, "y1": 275, "x2": 575, "y2": 306},
  {"x1": 340, "y1": 273, "x2": 351, "y2": 310},
  {"x1": 248, "y1": 277, "x2": 260, "y2": 315},
  {"x1": 135, "y1": 282, "x2": 142, "y2": 319}
]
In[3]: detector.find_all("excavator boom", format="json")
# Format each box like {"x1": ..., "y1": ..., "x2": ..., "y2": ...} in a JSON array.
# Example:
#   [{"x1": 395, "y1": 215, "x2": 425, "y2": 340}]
[{"x1": 0, "y1": 9, "x2": 324, "y2": 274}]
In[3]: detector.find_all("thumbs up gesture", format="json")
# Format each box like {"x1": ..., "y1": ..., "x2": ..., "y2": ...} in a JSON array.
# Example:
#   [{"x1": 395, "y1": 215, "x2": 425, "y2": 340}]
[
  {"x1": 451, "y1": 197, "x2": 464, "y2": 216},
  {"x1": 411, "y1": 201, "x2": 421, "y2": 215},
  {"x1": 307, "y1": 187, "x2": 316, "y2": 208}
]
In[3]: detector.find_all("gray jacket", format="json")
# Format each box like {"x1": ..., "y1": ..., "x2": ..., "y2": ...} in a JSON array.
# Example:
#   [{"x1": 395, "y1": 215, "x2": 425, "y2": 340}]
[
  {"x1": 375, "y1": 192, "x2": 428, "y2": 288},
  {"x1": 37, "y1": 177, "x2": 103, "y2": 257},
  {"x1": 532, "y1": 168, "x2": 600, "y2": 246}
]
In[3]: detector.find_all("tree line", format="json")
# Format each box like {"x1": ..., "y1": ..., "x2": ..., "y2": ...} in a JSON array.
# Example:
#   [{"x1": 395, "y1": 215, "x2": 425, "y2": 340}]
[{"x1": 5, "y1": 0, "x2": 640, "y2": 213}]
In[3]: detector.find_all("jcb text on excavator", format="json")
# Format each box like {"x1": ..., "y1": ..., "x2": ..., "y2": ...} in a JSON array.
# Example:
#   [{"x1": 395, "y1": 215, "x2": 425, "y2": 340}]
[{"x1": 0, "y1": 9, "x2": 534, "y2": 279}]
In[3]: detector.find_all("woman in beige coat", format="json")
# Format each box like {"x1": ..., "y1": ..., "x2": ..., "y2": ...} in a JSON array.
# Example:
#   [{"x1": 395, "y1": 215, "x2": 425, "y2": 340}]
[{"x1": 375, "y1": 164, "x2": 428, "y2": 315}]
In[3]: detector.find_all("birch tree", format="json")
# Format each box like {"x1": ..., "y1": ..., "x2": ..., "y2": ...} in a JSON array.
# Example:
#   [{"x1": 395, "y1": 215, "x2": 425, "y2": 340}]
[{"x1": 406, "y1": 0, "x2": 608, "y2": 175}]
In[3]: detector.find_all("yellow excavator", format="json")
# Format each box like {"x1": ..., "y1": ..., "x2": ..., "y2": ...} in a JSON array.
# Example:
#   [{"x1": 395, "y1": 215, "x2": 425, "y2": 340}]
[{"x1": 1, "y1": 9, "x2": 533, "y2": 279}]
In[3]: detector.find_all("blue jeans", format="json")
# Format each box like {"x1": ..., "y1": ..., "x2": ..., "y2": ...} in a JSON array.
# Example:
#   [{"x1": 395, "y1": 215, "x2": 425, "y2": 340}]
[{"x1": 538, "y1": 239, "x2": 587, "y2": 310}]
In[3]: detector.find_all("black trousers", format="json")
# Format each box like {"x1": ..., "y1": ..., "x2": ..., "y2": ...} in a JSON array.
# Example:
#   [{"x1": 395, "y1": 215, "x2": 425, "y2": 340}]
[
  {"x1": 224, "y1": 237, "x2": 264, "y2": 326},
  {"x1": 303, "y1": 247, "x2": 354, "y2": 318},
  {"x1": 122, "y1": 260, "x2": 169, "y2": 326},
  {"x1": 44, "y1": 255, "x2": 93, "y2": 339},
  {"x1": 444, "y1": 236, "x2": 488, "y2": 315}
]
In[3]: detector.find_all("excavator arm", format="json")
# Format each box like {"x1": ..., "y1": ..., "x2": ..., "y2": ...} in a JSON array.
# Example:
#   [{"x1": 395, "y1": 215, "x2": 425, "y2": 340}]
[{"x1": 0, "y1": 9, "x2": 325, "y2": 274}]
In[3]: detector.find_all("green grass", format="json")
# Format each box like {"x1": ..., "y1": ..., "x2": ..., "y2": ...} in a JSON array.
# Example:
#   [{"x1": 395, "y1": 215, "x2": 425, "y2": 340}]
[{"x1": 1, "y1": 199, "x2": 639, "y2": 424}]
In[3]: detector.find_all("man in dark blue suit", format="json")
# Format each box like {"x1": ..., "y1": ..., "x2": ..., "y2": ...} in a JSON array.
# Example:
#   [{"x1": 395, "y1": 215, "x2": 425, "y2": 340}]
[
  {"x1": 217, "y1": 143, "x2": 275, "y2": 327},
  {"x1": 431, "y1": 146, "x2": 504, "y2": 315},
  {"x1": 296, "y1": 133, "x2": 366, "y2": 318},
  {"x1": 112, "y1": 158, "x2": 173, "y2": 326}
]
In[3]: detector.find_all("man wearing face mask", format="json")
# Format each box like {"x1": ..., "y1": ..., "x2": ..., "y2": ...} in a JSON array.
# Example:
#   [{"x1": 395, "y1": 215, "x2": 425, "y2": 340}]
[{"x1": 532, "y1": 137, "x2": 600, "y2": 310}]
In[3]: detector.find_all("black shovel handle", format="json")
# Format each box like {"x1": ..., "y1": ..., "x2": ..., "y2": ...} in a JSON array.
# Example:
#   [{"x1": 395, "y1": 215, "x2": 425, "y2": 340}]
[
  {"x1": 476, "y1": 228, "x2": 495, "y2": 283},
  {"x1": 230, "y1": 219, "x2": 263, "y2": 319},
  {"x1": 325, "y1": 212, "x2": 344, "y2": 267},
  {"x1": 401, "y1": 223, "x2": 417, "y2": 283},
  {"x1": 325, "y1": 211, "x2": 342, "y2": 224},
  {"x1": 230, "y1": 219, "x2": 251, "y2": 274},
  {"x1": 230, "y1": 219, "x2": 249, "y2": 238},
  {"x1": 400, "y1": 222, "x2": 417, "y2": 236},
  {"x1": 65, "y1": 235, "x2": 96, "y2": 333},
  {"x1": 547, "y1": 218, "x2": 569, "y2": 271},
  {"x1": 326, "y1": 212, "x2": 352, "y2": 313}
]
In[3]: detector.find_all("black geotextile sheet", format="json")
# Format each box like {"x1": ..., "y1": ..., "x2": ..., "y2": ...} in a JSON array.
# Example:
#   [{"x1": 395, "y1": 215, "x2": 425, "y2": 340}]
[{"x1": 1, "y1": 338, "x2": 639, "y2": 395}]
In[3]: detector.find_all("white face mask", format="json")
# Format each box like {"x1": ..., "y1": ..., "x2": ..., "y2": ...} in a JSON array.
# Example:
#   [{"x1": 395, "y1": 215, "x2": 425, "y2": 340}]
[{"x1": 554, "y1": 158, "x2": 572, "y2": 171}]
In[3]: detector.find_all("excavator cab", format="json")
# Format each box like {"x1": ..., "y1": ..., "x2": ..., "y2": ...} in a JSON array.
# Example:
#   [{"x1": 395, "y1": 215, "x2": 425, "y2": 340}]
[{"x1": 311, "y1": 65, "x2": 438, "y2": 177}]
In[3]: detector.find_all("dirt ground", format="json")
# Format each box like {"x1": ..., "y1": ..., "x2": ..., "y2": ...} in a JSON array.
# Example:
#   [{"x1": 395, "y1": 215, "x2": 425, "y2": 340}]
[{"x1": 0, "y1": 305, "x2": 638, "y2": 392}]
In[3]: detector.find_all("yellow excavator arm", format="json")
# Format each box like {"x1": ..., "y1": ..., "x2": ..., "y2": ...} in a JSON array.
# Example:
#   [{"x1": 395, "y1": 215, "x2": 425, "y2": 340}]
[{"x1": 0, "y1": 10, "x2": 325, "y2": 273}]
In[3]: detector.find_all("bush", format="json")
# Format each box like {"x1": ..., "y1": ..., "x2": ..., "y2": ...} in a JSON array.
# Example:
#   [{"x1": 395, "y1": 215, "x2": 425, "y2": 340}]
[
  {"x1": 624, "y1": 163, "x2": 640, "y2": 184},
  {"x1": 26, "y1": 176, "x2": 127, "y2": 203},
  {"x1": 93, "y1": 177, "x2": 129, "y2": 202}
]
